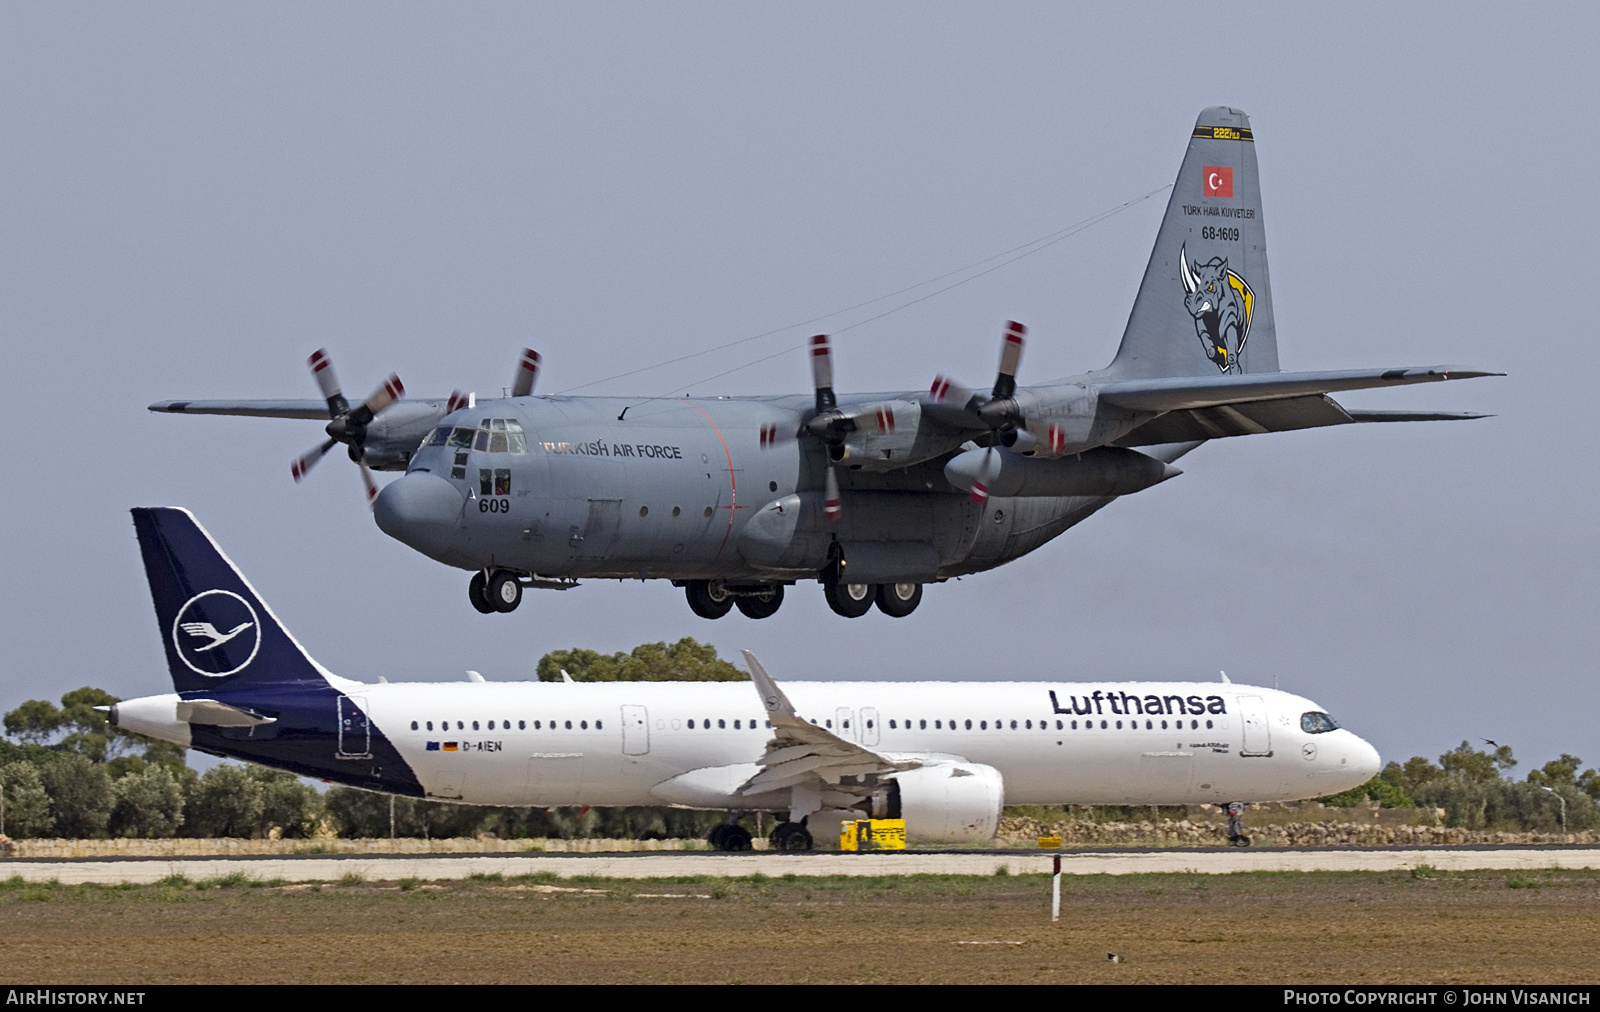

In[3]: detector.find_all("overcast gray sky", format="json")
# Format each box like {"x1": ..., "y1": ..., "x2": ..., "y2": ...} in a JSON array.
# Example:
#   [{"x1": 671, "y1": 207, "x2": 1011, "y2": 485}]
[{"x1": 3, "y1": 3, "x2": 1594, "y2": 775}]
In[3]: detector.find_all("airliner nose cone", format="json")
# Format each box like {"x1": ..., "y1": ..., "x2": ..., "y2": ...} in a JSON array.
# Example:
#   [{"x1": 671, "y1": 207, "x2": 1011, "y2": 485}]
[
  {"x1": 374, "y1": 472, "x2": 465, "y2": 559},
  {"x1": 1351, "y1": 736, "x2": 1382, "y2": 781}
]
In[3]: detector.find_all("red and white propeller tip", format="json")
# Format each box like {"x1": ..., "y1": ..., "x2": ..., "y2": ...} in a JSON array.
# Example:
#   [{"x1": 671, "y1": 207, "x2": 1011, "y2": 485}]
[
  {"x1": 928, "y1": 374, "x2": 972, "y2": 405},
  {"x1": 824, "y1": 466, "x2": 841, "y2": 522},
  {"x1": 995, "y1": 321, "x2": 1026, "y2": 392},
  {"x1": 308, "y1": 348, "x2": 342, "y2": 404},
  {"x1": 969, "y1": 448, "x2": 998, "y2": 505},
  {"x1": 512, "y1": 348, "x2": 541, "y2": 398},
  {"x1": 360, "y1": 374, "x2": 404, "y2": 418},
  {"x1": 290, "y1": 439, "x2": 337, "y2": 483}
]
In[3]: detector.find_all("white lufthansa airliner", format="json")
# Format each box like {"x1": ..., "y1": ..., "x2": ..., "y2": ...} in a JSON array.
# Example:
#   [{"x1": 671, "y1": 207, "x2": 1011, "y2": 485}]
[{"x1": 111, "y1": 508, "x2": 1380, "y2": 849}]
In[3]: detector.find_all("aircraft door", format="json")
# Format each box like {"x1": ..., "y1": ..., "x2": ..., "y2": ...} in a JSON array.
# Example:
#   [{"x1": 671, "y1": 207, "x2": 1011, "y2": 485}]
[
  {"x1": 1238, "y1": 695, "x2": 1273, "y2": 757},
  {"x1": 337, "y1": 696, "x2": 371, "y2": 759},
  {"x1": 572, "y1": 498, "x2": 622, "y2": 559},
  {"x1": 621, "y1": 705, "x2": 649, "y2": 755},
  {"x1": 835, "y1": 707, "x2": 856, "y2": 743},
  {"x1": 860, "y1": 707, "x2": 880, "y2": 747}
]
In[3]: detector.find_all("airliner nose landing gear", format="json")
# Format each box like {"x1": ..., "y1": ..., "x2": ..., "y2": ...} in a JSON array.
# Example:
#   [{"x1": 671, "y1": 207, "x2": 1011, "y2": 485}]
[
  {"x1": 469, "y1": 569, "x2": 523, "y2": 614},
  {"x1": 1226, "y1": 802, "x2": 1251, "y2": 846}
]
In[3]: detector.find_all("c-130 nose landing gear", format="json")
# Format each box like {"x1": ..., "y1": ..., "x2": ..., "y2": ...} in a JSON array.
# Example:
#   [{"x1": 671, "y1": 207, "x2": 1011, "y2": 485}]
[{"x1": 469, "y1": 569, "x2": 523, "y2": 614}]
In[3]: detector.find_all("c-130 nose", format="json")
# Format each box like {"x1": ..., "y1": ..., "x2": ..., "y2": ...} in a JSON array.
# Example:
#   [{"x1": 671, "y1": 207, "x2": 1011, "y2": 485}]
[{"x1": 374, "y1": 472, "x2": 466, "y2": 559}]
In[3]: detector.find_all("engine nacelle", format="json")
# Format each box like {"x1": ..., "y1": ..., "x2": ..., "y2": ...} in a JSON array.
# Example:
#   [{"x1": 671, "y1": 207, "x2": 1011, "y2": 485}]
[
  {"x1": 877, "y1": 762, "x2": 1005, "y2": 843},
  {"x1": 944, "y1": 445, "x2": 1180, "y2": 499}
]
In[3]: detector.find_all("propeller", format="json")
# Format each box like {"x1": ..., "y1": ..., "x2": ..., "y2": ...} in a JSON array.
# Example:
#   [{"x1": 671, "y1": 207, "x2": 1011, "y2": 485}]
[
  {"x1": 927, "y1": 321, "x2": 1028, "y2": 431},
  {"x1": 290, "y1": 348, "x2": 404, "y2": 509},
  {"x1": 756, "y1": 334, "x2": 893, "y2": 522}
]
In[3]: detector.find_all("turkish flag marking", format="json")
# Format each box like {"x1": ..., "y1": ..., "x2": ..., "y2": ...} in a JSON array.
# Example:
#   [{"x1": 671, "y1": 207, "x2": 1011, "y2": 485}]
[{"x1": 1203, "y1": 166, "x2": 1234, "y2": 198}]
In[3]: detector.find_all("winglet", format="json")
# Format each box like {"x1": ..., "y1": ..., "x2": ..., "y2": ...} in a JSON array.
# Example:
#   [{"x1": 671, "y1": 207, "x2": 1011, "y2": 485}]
[{"x1": 742, "y1": 650, "x2": 797, "y2": 722}]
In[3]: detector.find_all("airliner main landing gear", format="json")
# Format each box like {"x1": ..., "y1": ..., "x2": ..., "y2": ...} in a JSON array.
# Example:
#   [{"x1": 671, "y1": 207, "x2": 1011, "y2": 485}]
[
  {"x1": 469, "y1": 569, "x2": 523, "y2": 614},
  {"x1": 707, "y1": 822, "x2": 754, "y2": 852},
  {"x1": 769, "y1": 820, "x2": 813, "y2": 851}
]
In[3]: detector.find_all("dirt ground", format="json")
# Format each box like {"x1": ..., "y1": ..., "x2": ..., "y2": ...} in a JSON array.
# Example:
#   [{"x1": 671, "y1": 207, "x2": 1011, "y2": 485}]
[{"x1": 3, "y1": 869, "x2": 1597, "y2": 985}]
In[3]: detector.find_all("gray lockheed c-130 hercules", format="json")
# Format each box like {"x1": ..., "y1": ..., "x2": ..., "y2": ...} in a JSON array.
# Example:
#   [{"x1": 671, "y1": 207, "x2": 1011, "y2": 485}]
[{"x1": 152, "y1": 107, "x2": 1498, "y2": 621}]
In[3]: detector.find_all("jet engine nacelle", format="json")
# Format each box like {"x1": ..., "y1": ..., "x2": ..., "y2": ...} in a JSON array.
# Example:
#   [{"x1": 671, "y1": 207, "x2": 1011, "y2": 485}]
[
  {"x1": 882, "y1": 761, "x2": 1005, "y2": 843},
  {"x1": 944, "y1": 445, "x2": 1180, "y2": 499}
]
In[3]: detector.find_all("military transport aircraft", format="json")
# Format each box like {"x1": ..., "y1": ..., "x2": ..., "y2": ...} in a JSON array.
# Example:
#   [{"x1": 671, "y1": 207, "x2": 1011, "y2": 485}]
[
  {"x1": 113, "y1": 507, "x2": 1382, "y2": 849},
  {"x1": 150, "y1": 107, "x2": 1497, "y2": 621}
]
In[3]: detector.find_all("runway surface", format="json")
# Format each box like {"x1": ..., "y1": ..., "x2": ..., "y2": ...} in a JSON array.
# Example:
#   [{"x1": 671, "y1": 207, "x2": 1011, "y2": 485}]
[{"x1": 7, "y1": 847, "x2": 1600, "y2": 884}]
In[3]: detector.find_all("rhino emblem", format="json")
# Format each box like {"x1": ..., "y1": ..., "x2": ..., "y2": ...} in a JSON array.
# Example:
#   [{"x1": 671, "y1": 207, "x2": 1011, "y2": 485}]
[{"x1": 1180, "y1": 244, "x2": 1255, "y2": 373}]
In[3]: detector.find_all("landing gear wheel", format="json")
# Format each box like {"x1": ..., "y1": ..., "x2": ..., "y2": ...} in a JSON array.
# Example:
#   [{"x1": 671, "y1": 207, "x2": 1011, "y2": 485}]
[
  {"x1": 824, "y1": 580, "x2": 876, "y2": 618},
  {"x1": 770, "y1": 821, "x2": 813, "y2": 851},
  {"x1": 685, "y1": 580, "x2": 734, "y2": 619},
  {"x1": 735, "y1": 584, "x2": 784, "y2": 619},
  {"x1": 468, "y1": 571, "x2": 495, "y2": 614},
  {"x1": 874, "y1": 582, "x2": 922, "y2": 618},
  {"x1": 487, "y1": 570, "x2": 522, "y2": 613},
  {"x1": 708, "y1": 824, "x2": 753, "y2": 851}
]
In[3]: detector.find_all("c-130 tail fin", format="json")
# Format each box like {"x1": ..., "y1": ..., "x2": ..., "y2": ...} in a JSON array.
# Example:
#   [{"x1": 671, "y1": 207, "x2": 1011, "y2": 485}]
[{"x1": 1110, "y1": 106, "x2": 1278, "y2": 380}]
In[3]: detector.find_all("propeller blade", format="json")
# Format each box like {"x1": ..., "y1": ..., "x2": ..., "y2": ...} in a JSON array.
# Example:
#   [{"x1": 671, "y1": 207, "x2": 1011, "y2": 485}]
[
  {"x1": 349, "y1": 374, "x2": 404, "y2": 425},
  {"x1": 446, "y1": 390, "x2": 469, "y2": 414},
  {"x1": 810, "y1": 335, "x2": 836, "y2": 413},
  {"x1": 992, "y1": 321, "x2": 1026, "y2": 400},
  {"x1": 823, "y1": 465, "x2": 841, "y2": 522},
  {"x1": 511, "y1": 348, "x2": 541, "y2": 398},
  {"x1": 869, "y1": 403, "x2": 897, "y2": 435},
  {"x1": 759, "y1": 421, "x2": 798, "y2": 449},
  {"x1": 969, "y1": 447, "x2": 997, "y2": 505},
  {"x1": 359, "y1": 460, "x2": 378, "y2": 510},
  {"x1": 291, "y1": 439, "x2": 337, "y2": 482},
  {"x1": 308, "y1": 349, "x2": 348, "y2": 417},
  {"x1": 928, "y1": 374, "x2": 974, "y2": 408}
]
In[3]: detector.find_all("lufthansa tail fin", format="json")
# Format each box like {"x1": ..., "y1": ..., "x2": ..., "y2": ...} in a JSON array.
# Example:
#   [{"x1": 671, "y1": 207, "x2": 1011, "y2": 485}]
[
  {"x1": 1110, "y1": 106, "x2": 1279, "y2": 379},
  {"x1": 131, "y1": 507, "x2": 329, "y2": 694}
]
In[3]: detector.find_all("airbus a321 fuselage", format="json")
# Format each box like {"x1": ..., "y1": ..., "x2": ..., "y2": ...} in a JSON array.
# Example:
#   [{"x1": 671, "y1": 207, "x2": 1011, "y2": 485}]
[
  {"x1": 150, "y1": 106, "x2": 1497, "y2": 622},
  {"x1": 113, "y1": 507, "x2": 1380, "y2": 849}
]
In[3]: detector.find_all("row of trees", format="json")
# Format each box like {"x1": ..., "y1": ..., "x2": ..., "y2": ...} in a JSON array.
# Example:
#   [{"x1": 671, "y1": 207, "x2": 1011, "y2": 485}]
[
  {"x1": 1321, "y1": 741, "x2": 1600, "y2": 832},
  {"x1": 4, "y1": 640, "x2": 1598, "y2": 838}
]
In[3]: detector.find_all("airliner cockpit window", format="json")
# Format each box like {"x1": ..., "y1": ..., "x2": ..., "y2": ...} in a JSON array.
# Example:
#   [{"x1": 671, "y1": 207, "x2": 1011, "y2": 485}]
[{"x1": 1300, "y1": 711, "x2": 1340, "y2": 734}]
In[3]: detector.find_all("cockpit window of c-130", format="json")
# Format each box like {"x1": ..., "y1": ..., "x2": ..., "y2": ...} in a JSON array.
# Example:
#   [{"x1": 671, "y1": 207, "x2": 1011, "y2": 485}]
[{"x1": 425, "y1": 419, "x2": 527, "y2": 455}]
